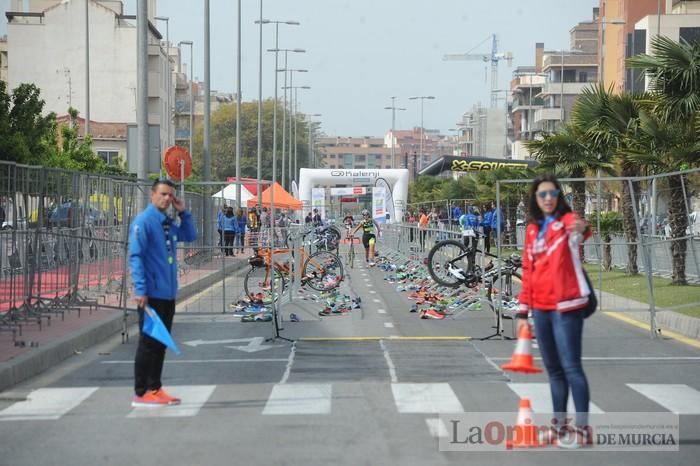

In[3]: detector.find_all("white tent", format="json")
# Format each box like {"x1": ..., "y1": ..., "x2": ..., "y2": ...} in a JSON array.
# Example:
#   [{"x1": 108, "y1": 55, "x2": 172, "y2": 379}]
[{"x1": 211, "y1": 184, "x2": 254, "y2": 204}]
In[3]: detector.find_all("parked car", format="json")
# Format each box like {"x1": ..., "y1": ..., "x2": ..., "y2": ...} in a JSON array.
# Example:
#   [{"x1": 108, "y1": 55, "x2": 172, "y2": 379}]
[{"x1": 48, "y1": 202, "x2": 104, "y2": 228}]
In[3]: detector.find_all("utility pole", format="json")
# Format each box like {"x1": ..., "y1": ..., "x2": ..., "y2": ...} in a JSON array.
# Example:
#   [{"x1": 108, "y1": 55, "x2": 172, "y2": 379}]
[
  {"x1": 136, "y1": 0, "x2": 148, "y2": 211},
  {"x1": 85, "y1": 0, "x2": 90, "y2": 136}
]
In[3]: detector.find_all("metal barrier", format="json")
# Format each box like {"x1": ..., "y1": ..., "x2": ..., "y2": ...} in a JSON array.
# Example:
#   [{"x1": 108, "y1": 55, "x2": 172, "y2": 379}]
[{"x1": 497, "y1": 169, "x2": 700, "y2": 338}]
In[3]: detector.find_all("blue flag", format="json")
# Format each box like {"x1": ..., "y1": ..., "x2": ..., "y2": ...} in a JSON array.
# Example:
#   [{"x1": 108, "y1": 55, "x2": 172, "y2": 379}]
[{"x1": 143, "y1": 306, "x2": 181, "y2": 355}]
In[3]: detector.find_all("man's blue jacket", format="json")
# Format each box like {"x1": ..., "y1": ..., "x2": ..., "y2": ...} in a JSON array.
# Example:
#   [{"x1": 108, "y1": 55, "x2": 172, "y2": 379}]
[{"x1": 128, "y1": 204, "x2": 197, "y2": 300}]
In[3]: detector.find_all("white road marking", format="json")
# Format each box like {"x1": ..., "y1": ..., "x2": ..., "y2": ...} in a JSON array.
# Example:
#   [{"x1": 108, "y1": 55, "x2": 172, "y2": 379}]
[
  {"x1": 627, "y1": 384, "x2": 700, "y2": 415},
  {"x1": 391, "y1": 383, "x2": 464, "y2": 414},
  {"x1": 0, "y1": 387, "x2": 98, "y2": 421},
  {"x1": 425, "y1": 418, "x2": 449, "y2": 438},
  {"x1": 279, "y1": 343, "x2": 297, "y2": 385},
  {"x1": 491, "y1": 356, "x2": 700, "y2": 361},
  {"x1": 379, "y1": 340, "x2": 398, "y2": 383},
  {"x1": 101, "y1": 359, "x2": 288, "y2": 364},
  {"x1": 369, "y1": 290, "x2": 377, "y2": 294},
  {"x1": 262, "y1": 384, "x2": 332, "y2": 415},
  {"x1": 507, "y1": 383, "x2": 604, "y2": 414},
  {"x1": 384, "y1": 322, "x2": 394, "y2": 328},
  {"x1": 377, "y1": 309, "x2": 387, "y2": 314},
  {"x1": 128, "y1": 385, "x2": 216, "y2": 418},
  {"x1": 372, "y1": 299, "x2": 381, "y2": 303}
]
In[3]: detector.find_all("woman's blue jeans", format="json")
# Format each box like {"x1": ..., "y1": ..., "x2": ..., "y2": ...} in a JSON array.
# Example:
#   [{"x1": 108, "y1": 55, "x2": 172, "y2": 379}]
[{"x1": 533, "y1": 309, "x2": 590, "y2": 427}]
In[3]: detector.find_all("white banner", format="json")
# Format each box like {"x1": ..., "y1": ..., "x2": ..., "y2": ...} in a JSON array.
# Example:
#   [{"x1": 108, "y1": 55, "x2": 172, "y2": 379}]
[
  {"x1": 372, "y1": 187, "x2": 386, "y2": 225},
  {"x1": 311, "y1": 187, "x2": 326, "y2": 220},
  {"x1": 330, "y1": 187, "x2": 366, "y2": 196}
]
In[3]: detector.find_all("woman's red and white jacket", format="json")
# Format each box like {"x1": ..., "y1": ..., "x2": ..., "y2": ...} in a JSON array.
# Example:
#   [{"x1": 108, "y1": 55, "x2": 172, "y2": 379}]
[{"x1": 517, "y1": 212, "x2": 592, "y2": 315}]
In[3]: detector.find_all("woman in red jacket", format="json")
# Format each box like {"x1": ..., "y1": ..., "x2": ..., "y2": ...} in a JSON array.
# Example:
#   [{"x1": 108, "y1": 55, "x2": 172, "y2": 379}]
[{"x1": 516, "y1": 173, "x2": 592, "y2": 448}]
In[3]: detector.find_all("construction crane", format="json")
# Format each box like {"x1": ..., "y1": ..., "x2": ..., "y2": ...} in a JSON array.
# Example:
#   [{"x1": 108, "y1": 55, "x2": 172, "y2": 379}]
[{"x1": 443, "y1": 34, "x2": 513, "y2": 108}]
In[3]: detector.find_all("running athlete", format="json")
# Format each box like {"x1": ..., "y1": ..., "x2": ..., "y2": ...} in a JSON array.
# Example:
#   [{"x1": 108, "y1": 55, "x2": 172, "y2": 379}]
[
  {"x1": 353, "y1": 209, "x2": 381, "y2": 266},
  {"x1": 342, "y1": 211, "x2": 355, "y2": 238}
]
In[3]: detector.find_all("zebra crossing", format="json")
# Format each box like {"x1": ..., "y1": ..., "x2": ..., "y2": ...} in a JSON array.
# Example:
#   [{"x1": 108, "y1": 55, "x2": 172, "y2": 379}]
[{"x1": 1, "y1": 382, "x2": 699, "y2": 424}]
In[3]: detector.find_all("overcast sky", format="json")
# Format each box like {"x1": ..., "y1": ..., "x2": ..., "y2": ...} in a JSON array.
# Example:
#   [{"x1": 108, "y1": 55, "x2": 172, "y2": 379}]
[{"x1": 1, "y1": 0, "x2": 597, "y2": 137}]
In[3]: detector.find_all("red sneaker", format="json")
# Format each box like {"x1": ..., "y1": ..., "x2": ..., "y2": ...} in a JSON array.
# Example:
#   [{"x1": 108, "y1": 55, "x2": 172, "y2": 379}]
[{"x1": 154, "y1": 388, "x2": 181, "y2": 405}]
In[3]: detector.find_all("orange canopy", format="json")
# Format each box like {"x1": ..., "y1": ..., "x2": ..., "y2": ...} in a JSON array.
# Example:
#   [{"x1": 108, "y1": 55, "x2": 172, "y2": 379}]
[{"x1": 247, "y1": 182, "x2": 303, "y2": 210}]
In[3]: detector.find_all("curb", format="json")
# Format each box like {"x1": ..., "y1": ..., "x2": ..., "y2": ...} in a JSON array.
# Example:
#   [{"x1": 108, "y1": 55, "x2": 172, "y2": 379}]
[
  {"x1": 620, "y1": 309, "x2": 700, "y2": 340},
  {"x1": 0, "y1": 260, "x2": 248, "y2": 392}
]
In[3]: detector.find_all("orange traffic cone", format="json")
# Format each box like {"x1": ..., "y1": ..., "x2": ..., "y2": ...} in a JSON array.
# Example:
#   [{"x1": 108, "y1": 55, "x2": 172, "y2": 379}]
[
  {"x1": 506, "y1": 398, "x2": 546, "y2": 449},
  {"x1": 501, "y1": 323, "x2": 543, "y2": 373}
]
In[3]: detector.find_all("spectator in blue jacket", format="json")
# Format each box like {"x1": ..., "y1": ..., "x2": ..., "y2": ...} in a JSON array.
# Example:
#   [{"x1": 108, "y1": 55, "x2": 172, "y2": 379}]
[
  {"x1": 128, "y1": 178, "x2": 197, "y2": 407},
  {"x1": 221, "y1": 206, "x2": 238, "y2": 256},
  {"x1": 490, "y1": 203, "x2": 505, "y2": 246},
  {"x1": 481, "y1": 204, "x2": 493, "y2": 254},
  {"x1": 451, "y1": 204, "x2": 462, "y2": 226},
  {"x1": 459, "y1": 207, "x2": 480, "y2": 271},
  {"x1": 235, "y1": 208, "x2": 247, "y2": 253},
  {"x1": 216, "y1": 204, "x2": 227, "y2": 248}
]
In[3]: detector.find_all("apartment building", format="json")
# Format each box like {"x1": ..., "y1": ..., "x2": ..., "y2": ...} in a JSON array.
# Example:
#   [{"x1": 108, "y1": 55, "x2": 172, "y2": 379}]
[
  {"x1": 534, "y1": 15, "x2": 599, "y2": 133},
  {"x1": 631, "y1": 0, "x2": 700, "y2": 91},
  {"x1": 316, "y1": 137, "x2": 393, "y2": 171},
  {"x1": 5, "y1": 0, "x2": 173, "y2": 169}
]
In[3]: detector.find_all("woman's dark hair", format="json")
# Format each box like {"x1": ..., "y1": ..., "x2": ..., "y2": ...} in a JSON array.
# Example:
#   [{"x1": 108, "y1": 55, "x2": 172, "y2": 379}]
[{"x1": 526, "y1": 173, "x2": 572, "y2": 224}]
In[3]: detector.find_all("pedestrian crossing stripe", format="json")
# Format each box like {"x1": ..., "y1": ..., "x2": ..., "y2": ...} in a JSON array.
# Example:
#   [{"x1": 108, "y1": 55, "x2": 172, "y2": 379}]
[
  {"x1": 0, "y1": 387, "x2": 98, "y2": 421},
  {"x1": 2, "y1": 382, "x2": 700, "y2": 421},
  {"x1": 627, "y1": 384, "x2": 700, "y2": 415},
  {"x1": 507, "y1": 383, "x2": 605, "y2": 414},
  {"x1": 128, "y1": 385, "x2": 216, "y2": 418}
]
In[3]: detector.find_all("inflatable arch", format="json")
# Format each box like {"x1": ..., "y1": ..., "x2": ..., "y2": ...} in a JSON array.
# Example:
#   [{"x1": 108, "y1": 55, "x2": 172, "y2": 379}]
[{"x1": 298, "y1": 168, "x2": 410, "y2": 223}]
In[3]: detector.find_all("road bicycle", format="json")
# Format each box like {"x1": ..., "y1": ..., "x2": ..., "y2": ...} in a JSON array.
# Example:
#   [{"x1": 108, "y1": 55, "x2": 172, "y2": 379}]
[
  {"x1": 426, "y1": 239, "x2": 522, "y2": 300},
  {"x1": 244, "y1": 237, "x2": 344, "y2": 305}
]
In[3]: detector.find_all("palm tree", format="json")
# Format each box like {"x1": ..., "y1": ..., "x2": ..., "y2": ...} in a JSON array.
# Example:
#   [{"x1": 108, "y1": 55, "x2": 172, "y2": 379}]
[
  {"x1": 524, "y1": 125, "x2": 610, "y2": 220},
  {"x1": 627, "y1": 36, "x2": 700, "y2": 285},
  {"x1": 571, "y1": 85, "x2": 645, "y2": 274}
]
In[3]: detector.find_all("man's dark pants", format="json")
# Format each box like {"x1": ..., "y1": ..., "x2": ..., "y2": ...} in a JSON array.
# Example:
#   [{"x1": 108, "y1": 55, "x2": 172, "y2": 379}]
[{"x1": 134, "y1": 298, "x2": 175, "y2": 396}]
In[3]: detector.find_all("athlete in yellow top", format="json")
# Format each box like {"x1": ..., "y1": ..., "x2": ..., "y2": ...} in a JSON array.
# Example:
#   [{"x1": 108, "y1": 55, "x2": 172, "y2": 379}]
[{"x1": 353, "y1": 209, "x2": 381, "y2": 266}]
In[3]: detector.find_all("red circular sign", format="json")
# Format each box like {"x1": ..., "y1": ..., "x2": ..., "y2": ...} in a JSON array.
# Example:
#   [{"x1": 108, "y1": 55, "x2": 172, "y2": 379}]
[{"x1": 163, "y1": 146, "x2": 192, "y2": 181}]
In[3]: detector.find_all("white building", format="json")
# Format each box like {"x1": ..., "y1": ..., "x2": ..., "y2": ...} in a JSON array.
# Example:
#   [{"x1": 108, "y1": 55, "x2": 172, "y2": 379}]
[
  {"x1": 5, "y1": 0, "x2": 173, "y2": 168},
  {"x1": 632, "y1": 0, "x2": 700, "y2": 91}
]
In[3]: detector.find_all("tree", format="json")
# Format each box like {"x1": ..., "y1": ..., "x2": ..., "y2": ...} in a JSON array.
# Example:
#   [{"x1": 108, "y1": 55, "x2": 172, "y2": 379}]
[
  {"x1": 571, "y1": 85, "x2": 645, "y2": 274},
  {"x1": 627, "y1": 36, "x2": 700, "y2": 285},
  {"x1": 0, "y1": 82, "x2": 56, "y2": 164},
  {"x1": 191, "y1": 98, "x2": 310, "y2": 185}
]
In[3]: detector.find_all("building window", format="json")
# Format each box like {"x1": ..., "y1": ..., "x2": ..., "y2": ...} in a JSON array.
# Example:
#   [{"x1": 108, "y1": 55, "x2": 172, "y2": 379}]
[
  {"x1": 355, "y1": 154, "x2": 366, "y2": 162},
  {"x1": 367, "y1": 154, "x2": 376, "y2": 169},
  {"x1": 97, "y1": 150, "x2": 120, "y2": 165},
  {"x1": 343, "y1": 154, "x2": 353, "y2": 168},
  {"x1": 578, "y1": 71, "x2": 588, "y2": 83},
  {"x1": 679, "y1": 27, "x2": 700, "y2": 43},
  {"x1": 355, "y1": 165, "x2": 365, "y2": 169}
]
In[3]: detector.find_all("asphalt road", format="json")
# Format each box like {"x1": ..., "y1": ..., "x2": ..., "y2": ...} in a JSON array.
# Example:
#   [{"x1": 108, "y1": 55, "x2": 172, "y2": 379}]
[{"x1": 0, "y1": 251, "x2": 699, "y2": 466}]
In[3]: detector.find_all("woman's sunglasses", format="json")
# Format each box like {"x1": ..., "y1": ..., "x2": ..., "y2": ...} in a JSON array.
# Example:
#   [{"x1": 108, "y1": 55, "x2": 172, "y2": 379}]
[{"x1": 536, "y1": 189, "x2": 560, "y2": 199}]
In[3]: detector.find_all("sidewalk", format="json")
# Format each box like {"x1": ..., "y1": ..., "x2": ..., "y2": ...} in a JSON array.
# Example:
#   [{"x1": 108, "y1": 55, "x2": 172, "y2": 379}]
[
  {"x1": 0, "y1": 257, "x2": 248, "y2": 391},
  {"x1": 599, "y1": 289, "x2": 700, "y2": 339}
]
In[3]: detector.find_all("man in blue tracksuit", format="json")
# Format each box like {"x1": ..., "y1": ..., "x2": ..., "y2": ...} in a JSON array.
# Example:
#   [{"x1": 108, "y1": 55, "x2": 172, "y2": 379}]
[
  {"x1": 459, "y1": 207, "x2": 480, "y2": 271},
  {"x1": 490, "y1": 203, "x2": 505, "y2": 249},
  {"x1": 481, "y1": 204, "x2": 493, "y2": 254},
  {"x1": 128, "y1": 179, "x2": 197, "y2": 407}
]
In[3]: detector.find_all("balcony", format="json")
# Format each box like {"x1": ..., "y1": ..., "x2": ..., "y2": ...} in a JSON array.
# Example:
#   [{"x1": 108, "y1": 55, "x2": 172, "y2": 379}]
[
  {"x1": 512, "y1": 97, "x2": 544, "y2": 113},
  {"x1": 534, "y1": 107, "x2": 562, "y2": 122},
  {"x1": 540, "y1": 81, "x2": 592, "y2": 96}
]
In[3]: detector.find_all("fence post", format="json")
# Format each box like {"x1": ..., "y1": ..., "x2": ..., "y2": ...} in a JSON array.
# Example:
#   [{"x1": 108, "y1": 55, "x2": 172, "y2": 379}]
[
  {"x1": 679, "y1": 174, "x2": 700, "y2": 281},
  {"x1": 628, "y1": 179, "x2": 658, "y2": 338}
]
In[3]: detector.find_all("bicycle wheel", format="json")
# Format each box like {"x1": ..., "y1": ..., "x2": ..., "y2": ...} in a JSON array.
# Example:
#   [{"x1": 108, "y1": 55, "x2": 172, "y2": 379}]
[
  {"x1": 243, "y1": 266, "x2": 286, "y2": 304},
  {"x1": 348, "y1": 241, "x2": 355, "y2": 269},
  {"x1": 427, "y1": 239, "x2": 471, "y2": 288},
  {"x1": 302, "y1": 250, "x2": 344, "y2": 291}
]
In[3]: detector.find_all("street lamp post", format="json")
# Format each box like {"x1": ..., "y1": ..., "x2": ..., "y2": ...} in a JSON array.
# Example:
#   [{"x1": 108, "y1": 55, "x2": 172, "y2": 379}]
[
  {"x1": 292, "y1": 86, "x2": 311, "y2": 185},
  {"x1": 255, "y1": 1, "x2": 264, "y2": 208},
  {"x1": 85, "y1": 0, "x2": 90, "y2": 136},
  {"x1": 383, "y1": 97, "x2": 406, "y2": 169},
  {"x1": 270, "y1": 50, "x2": 305, "y2": 188},
  {"x1": 178, "y1": 41, "x2": 194, "y2": 159},
  {"x1": 281, "y1": 71, "x2": 308, "y2": 187},
  {"x1": 408, "y1": 96, "x2": 435, "y2": 173},
  {"x1": 307, "y1": 115, "x2": 321, "y2": 168},
  {"x1": 155, "y1": 16, "x2": 171, "y2": 147},
  {"x1": 259, "y1": 23, "x2": 301, "y2": 193}
]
